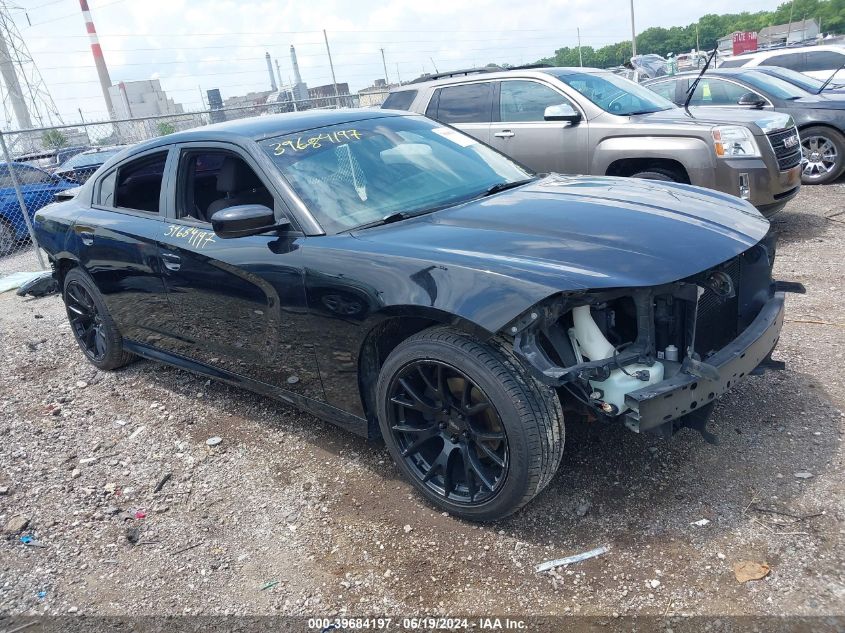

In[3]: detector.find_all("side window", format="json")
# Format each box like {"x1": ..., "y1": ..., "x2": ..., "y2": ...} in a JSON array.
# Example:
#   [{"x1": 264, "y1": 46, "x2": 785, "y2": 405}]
[
  {"x1": 765, "y1": 53, "x2": 804, "y2": 71},
  {"x1": 98, "y1": 170, "x2": 117, "y2": 207},
  {"x1": 381, "y1": 90, "x2": 418, "y2": 110},
  {"x1": 647, "y1": 80, "x2": 679, "y2": 103},
  {"x1": 177, "y1": 150, "x2": 273, "y2": 223},
  {"x1": 689, "y1": 79, "x2": 751, "y2": 105},
  {"x1": 499, "y1": 80, "x2": 574, "y2": 122},
  {"x1": 113, "y1": 151, "x2": 168, "y2": 214},
  {"x1": 13, "y1": 165, "x2": 52, "y2": 185},
  {"x1": 429, "y1": 83, "x2": 493, "y2": 124},
  {"x1": 803, "y1": 51, "x2": 845, "y2": 72}
]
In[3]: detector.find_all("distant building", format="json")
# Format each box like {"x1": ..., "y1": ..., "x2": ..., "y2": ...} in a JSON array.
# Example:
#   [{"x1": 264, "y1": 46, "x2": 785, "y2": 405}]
[
  {"x1": 758, "y1": 19, "x2": 819, "y2": 47},
  {"x1": 718, "y1": 31, "x2": 743, "y2": 54},
  {"x1": 358, "y1": 79, "x2": 396, "y2": 107},
  {"x1": 207, "y1": 88, "x2": 225, "y2": 123},
  {"x1": 222, "y1": 90, "x2": 274, "y2": 111},
  {"x1": 107, "y1": 80, "x2": 184, "y2": 119},
  {"x1": 308, "y1": 83, "x2": 351, "y2": 108}
]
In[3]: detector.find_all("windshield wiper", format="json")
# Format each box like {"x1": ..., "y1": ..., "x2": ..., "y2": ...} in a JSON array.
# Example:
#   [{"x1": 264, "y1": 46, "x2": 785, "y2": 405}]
[
  {"x1": 481, "y1": 177, "x2": 538, "y2": 197},
  {"x1": 346, "y1": 210, "x2": 415, "y2": 232},
  {"x1": 817, "y1": 61, "x2": 845, "y2": 94},
  {"x1": 684, "y1": 47, "x2": 718, "y2": 115}
]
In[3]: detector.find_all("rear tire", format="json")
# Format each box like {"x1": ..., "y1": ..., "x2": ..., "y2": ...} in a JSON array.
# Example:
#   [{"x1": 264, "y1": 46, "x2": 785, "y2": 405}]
[
  {"x1": 63, "y1": 268, "x2": 135, "y2": 370},
  {"x1": 376, "y1": 327, "x2": 564, "y2": 521},
  {"x1": 800, "y1": 126, "x2": 845, "y2": 185},
  {"x1": 630, "y1": 168, "x2": 683, "y2": 182}
]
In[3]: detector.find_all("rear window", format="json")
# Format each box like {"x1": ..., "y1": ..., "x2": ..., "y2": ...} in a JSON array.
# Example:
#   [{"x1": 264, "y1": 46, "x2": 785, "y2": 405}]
[
  {"x1": 802, "y1": 50, "x2": 845, "y2": 72},
  {"x1": 719, "y1": 58, "x2": 751, "y2": 68},
  {"x1": 426, "y1": 83, "x2": 493, "y2": 124},
  {"x1": 381, "y1": 90, "x2": 417, "y2": 111}
]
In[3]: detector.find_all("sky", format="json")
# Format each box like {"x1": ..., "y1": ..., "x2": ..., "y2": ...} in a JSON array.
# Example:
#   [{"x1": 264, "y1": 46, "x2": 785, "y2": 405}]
[{"x1": 6, "y1": 0, "x2": 780, "y2": 125}]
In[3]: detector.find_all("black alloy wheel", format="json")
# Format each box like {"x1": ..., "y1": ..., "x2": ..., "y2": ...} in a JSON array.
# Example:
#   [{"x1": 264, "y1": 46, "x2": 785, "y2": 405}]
[
  {"x1": 387, "y1": 360, "x2": 508, "y2": 504},
  {"x1": 66, "y1": 280, "x2": 108, "y2": 362},
  {"x1": 63, "y1": 267, "x2": 135, "y2": 370},
  {"x1": 376, "y1": 327, "x2": 565, "y2": 521}
]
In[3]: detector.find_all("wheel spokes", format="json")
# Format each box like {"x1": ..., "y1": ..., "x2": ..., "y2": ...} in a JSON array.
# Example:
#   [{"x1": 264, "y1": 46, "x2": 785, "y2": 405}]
[{"x1": 388, "y1": 360, "x2": 508, "y2": 504}]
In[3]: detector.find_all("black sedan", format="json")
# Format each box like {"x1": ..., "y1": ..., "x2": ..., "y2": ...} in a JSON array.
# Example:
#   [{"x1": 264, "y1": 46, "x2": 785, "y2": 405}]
[
  {"x1": 645, "y1": 69, "x2": 845, "y2": 184},
  {"x1": 751, "y1": 65, "x2": 845, "y2": 96},
  {"x1": 32, "y1": 110, "x2": 798, "y2": 520}
]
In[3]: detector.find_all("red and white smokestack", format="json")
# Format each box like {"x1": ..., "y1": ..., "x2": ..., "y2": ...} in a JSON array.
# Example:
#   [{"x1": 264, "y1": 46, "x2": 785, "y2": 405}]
[{"x1": 79, "y1": 0, "x2": 115, "y2": 118}]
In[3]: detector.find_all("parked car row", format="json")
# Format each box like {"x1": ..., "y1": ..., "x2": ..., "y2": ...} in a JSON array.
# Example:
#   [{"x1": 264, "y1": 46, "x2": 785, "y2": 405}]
[
  {"x1": 645, "y1": 68, "x2": 845, "y2": 184},
  {"x1": 383, "y1": 66, "x2": 803, "y2": 214}
]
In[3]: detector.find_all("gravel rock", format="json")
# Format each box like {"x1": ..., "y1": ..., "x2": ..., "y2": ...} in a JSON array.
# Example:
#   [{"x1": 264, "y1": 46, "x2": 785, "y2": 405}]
[{"x1": 3, "y1": 516, "x2": 30, "y2": 534}]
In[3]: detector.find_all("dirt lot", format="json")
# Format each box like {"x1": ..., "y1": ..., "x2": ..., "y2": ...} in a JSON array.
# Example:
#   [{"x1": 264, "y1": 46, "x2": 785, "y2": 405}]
[{"x1": 0, "y1": 185, "x2": 843, "y2": 620}]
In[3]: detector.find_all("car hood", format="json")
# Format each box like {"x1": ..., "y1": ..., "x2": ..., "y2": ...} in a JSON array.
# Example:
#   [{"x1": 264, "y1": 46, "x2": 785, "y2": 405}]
[
  {"x1": 789, "y1": 95, "x2": 845, "y2": 110},
  {"x1": 351, "y1": 175, "x2": 769, "y2": 291},
  {"x1": 636, "y1": 106, "x2": 794, "y2": 133}
]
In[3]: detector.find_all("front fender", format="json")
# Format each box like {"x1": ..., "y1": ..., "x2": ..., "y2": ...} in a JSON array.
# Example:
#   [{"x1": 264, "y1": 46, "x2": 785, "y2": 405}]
[{"x1": 592, "y1": 135, "x2": 716, "y2": 186}]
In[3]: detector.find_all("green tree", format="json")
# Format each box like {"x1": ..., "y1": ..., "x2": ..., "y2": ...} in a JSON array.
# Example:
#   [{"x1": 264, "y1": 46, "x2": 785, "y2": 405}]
[
  {"x1": 535, "y1": 0, "x2": 845, "y2": 67},
  {"x1": 42, "y1": 129, "x2": 68, "y2": 150},
  {"x1": 156, "y1": 121, "x2": 176, "y2": 136}
]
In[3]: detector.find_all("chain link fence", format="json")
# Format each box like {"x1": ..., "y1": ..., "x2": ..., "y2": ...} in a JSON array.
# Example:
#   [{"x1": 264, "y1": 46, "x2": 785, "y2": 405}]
[{"x1": 0, "y1": 90, "x2": 390, "y2": 280}]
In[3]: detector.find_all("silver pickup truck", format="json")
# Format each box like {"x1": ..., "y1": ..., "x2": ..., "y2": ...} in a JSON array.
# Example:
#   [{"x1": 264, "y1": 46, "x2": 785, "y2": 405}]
[{"x1": 383, "y1": 66, "x2": 802, "y2": 216}]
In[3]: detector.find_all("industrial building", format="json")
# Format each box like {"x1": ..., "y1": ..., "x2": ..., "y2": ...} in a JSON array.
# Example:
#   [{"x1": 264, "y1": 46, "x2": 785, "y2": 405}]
[{"x1": 107, "y1": 80, "x2": 184, "y2": 119}]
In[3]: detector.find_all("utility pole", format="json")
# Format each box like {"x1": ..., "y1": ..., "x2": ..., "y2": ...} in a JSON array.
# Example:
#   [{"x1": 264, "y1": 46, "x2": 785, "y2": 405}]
[
  {"x1": 396, "y1": 63, "x2": 402, "y2": 84},
  {"x1": 380, "y1": 48, "x2": 389, "y2": 84},
  {"x1": 577, "y1": 27, "x2": 583, "y2": 66},
  {"x1": 785, "y1": 0, "x2": 795, "y2": 44},
  {"x1": 629, "y1": 0, "x2": 637, "y2": 57},
  {"x1": 79, "y1": 108, "x2": 91, "y2": 144},
  {"x1": 696, "y1": 23, "x2": 700, "y2": 52},
  {"x1": 323, "y1": 29, "x2": 342, "y2": 108}
]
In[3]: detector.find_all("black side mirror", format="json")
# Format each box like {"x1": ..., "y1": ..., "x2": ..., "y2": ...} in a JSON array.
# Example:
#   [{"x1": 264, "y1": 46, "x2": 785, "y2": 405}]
[
  {"x1": 738, "y1": 92, "x2": 766, "y2": 109},
  {"x1": 210, "y1": 204, "x2": 287, "y2": 239}
]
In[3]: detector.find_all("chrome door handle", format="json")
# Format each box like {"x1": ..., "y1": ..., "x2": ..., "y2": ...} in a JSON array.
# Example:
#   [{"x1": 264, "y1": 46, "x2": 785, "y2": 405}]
[
  {"x1": 161, "y1": 252, "x2": 181, "y2": 271},
  {"x1": 493, "y1": 130, "x2": 515, "y2": 138},
  {"x1": 78, "y1": 230, "x2": 94, "y2": 246}
]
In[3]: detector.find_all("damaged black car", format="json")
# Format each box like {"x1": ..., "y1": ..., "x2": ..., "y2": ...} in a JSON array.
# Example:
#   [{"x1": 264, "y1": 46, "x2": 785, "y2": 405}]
[{"x1": 32, "y1": 110, "x2": 803, "y2": 520}]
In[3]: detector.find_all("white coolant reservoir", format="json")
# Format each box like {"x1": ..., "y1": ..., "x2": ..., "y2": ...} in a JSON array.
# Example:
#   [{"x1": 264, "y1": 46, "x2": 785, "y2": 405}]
[{"x1": 569, "y1": 305, "x2": 664, "y2": 415}]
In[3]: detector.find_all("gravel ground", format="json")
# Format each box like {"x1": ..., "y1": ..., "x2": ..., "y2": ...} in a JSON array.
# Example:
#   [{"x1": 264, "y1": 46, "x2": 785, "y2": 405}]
[{"x1": 0, "y1": 185, "x2": 843, "y2": 619}]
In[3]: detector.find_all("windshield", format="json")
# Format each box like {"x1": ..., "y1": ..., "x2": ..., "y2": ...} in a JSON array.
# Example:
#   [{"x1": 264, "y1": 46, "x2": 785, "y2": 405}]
[
  {"x1": 738, "y1": 71, "x2": 810, "y2": 99},
  {"x1": 545, "y1": 70, "x2": 675, "y2": 115},
  {"x1": 261, "y1": 115, "x2": 530, "y2": 233},
  {"x1": 756, "y1": 66, "x2": 826, "y2": 91}
]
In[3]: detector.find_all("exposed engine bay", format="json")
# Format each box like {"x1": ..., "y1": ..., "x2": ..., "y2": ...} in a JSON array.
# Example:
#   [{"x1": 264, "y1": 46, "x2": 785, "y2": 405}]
[{"x1": 509, "y1": 230, "x2": 803, "y2": 440}]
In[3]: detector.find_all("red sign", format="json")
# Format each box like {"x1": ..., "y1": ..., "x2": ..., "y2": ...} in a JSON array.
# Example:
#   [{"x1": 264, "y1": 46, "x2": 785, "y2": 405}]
[{"x1": 732, "y1": 31, "x2": 758, "y2": 55}]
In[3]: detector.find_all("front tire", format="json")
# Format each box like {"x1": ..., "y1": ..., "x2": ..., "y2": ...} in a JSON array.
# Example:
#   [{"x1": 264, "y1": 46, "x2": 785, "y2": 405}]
[
  {"x1": 0, "y1": 218, "x2": 19, "y2": 256},
  {"x1": 376, "y1": 327, "x2": 564, "y2": 521},
  {"x1": 63, "y1": 268, "x2": 135, "y2": 370},
  {"x1": 630, "y1": 168, "x2": 682, "y2": 182},
  {"x1": 801, "y1": 126, "x2": 845, "y2": 184}
]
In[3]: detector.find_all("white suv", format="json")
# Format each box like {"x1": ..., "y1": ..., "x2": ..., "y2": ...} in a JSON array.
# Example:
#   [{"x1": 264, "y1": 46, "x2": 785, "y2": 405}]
[{"x1": 718, "y1": 44, "x2": 845, "y2": 82}]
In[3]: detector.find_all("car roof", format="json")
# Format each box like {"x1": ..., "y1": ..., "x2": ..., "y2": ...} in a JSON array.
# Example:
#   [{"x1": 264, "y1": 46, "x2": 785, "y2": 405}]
[
  {"x1": 127, "y1": 109, "x2": 408, "y2": 155},
  {"x1": 721, "y1": 43, "x2": 845, "y2": 62},
  {"x1": 394, "y1": 66, "x2": 607, "y2": 90}
]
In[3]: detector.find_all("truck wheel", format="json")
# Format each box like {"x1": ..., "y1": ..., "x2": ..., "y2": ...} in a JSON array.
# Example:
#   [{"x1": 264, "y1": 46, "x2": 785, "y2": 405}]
[
  {"x1": 63, "y1": 268, "x2": 135, "y2": 370},
  {"x1": 376, "y1": 327, "x2": 564, "y2": 521},
  {"x1": 630, "y1": 168, "x2": 682, "y2": 182},
  {"x1": 801, "y1": 126, "x2": 845, "y2": 184}
]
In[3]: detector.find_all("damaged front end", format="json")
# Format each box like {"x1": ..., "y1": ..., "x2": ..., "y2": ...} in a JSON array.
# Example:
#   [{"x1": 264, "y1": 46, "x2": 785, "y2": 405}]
[{"x1": 509, "y1": 231, "x2": 804, "y2": 442}]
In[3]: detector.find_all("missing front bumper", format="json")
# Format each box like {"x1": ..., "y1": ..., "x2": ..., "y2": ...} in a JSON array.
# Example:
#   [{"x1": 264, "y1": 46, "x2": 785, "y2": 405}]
[{"x1": 623, "y1": 292, "x2": 785, "y2": 433}]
